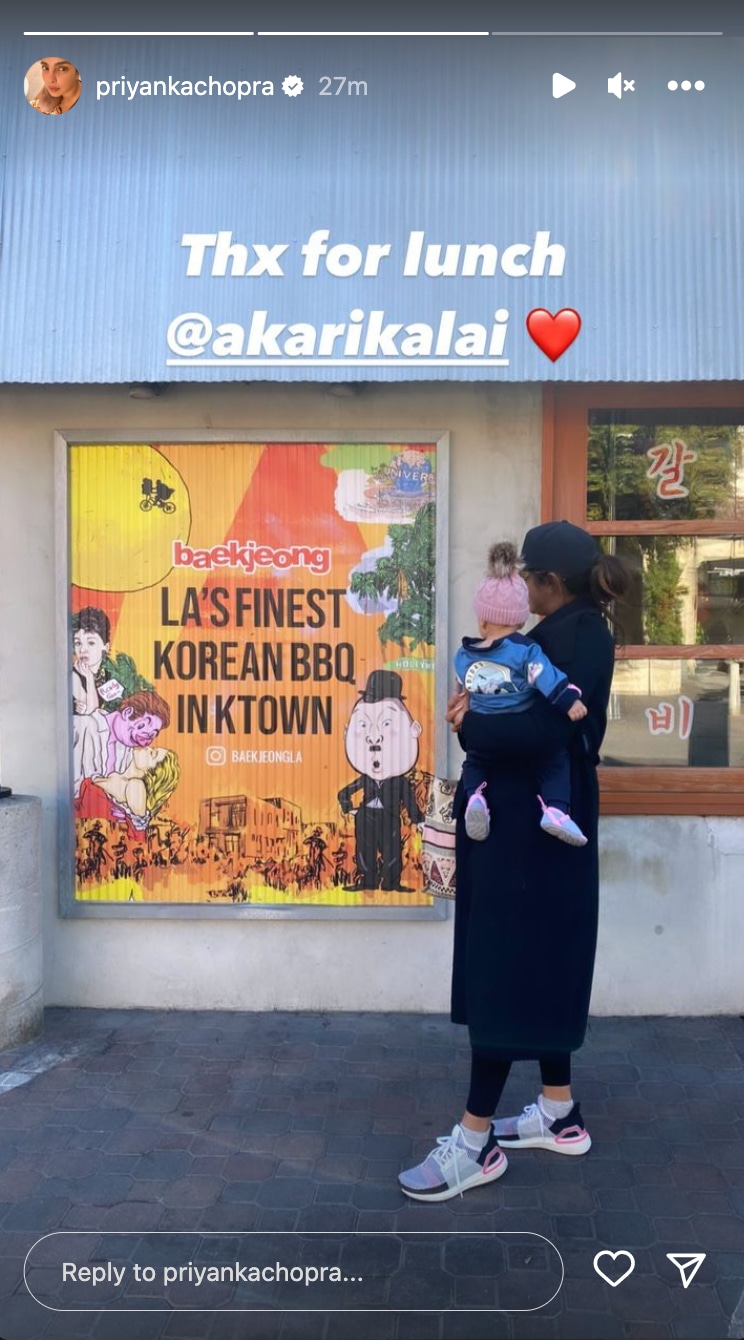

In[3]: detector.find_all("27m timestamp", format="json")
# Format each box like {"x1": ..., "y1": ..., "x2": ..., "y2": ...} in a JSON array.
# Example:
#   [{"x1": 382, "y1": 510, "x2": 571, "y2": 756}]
[{"x1": 319, "y1": 75, "x2": 368, "y2": 96}]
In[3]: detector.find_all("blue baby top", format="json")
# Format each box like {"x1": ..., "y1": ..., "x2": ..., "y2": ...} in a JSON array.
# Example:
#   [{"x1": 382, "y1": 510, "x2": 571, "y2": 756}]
[{"x1": 454, "y1": 633, "x2": 581, "y2": 715}]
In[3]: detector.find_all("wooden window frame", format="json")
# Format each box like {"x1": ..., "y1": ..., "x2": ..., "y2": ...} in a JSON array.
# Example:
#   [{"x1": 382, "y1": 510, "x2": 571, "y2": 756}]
[{"x1": 544, "y1": 383, "x2": 744, "y2": 816}]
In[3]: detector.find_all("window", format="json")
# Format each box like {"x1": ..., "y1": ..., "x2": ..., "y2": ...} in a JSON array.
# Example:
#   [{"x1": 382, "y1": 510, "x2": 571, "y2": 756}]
[{"x1": 545, "y1": 386, "x2": 744, "y2": 814}]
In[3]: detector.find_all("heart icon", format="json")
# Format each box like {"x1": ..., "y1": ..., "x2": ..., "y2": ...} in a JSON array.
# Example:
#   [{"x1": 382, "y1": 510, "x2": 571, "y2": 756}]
[
  {"x1": 593, "y1": 1250, "x2": 636, "y2": 1288},
  {"x1": 526, "y1": 308, "x2": 582, "y2": 361}
]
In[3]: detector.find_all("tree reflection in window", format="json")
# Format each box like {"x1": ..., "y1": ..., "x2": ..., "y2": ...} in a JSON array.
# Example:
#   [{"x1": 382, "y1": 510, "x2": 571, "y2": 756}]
[{"x1": 587, "y1": 422, "x2": 742, "y2": 523}]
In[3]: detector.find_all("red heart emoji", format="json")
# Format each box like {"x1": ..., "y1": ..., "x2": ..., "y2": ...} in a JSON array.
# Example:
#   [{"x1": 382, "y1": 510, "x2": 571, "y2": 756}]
[{"x1": 526, "y1": 308, "x2": 582, "y2": 362}]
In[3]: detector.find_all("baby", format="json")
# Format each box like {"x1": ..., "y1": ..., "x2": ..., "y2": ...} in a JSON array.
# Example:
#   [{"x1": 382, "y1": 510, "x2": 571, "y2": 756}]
[{"x1": 455, "y1": 541, "x2": 588, "y2": 846}]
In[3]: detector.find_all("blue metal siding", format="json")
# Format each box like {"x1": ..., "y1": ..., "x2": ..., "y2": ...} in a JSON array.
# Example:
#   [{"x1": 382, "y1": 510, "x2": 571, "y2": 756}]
[{"x1": 1, "y1": 35, "x2": 742, "y2": 381}]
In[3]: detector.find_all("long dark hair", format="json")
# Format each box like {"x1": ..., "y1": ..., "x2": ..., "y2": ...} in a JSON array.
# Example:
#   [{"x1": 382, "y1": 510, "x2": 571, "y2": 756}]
[{"x1": 527, "y1": 552, "x2": 632, "y2": 633}]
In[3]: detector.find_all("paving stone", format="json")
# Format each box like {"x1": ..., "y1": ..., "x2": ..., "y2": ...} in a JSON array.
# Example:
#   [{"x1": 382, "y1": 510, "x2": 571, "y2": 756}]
[
  {"x1": 224, "y1": 1153, "x2": 276, "y2": 1180},
  {"x1": 161, "y1": 1175, "x2": 225, "y2": 1207},
  {"x1": 633, "y1": 1163, "x2": 675, "y2": 1186},
  {"x1": 510, "y1": 1316, "x2": 558, "y2": 1338},
  {"x1": 312, "y1": 1183, "x2": 354, "y2": 1206},
  {"x1": 546, "y1": 1159, "x2": 588, "y2": 1183},
  {"x1": 613, "y1": 1274, "x2": 696, "y2": 1321},
  {"x1": 257, "y1": 1178, "x2": 315, "y2": 1209},
  {"x1": 552, "y1": 1214, "x2": 596, "y2": 1239},
  {"x1": 670, "y1": 1320, "x2": 731, "y2": 1339},
  {"x1": 90, "y1": 1312, "x2": 171, "y2": 1339},
  {"x1": 257, "y1": 1207, "x2": 300, "y2": 1230},
  {"x1": 322, "y1": 1138, "x2": 362, "y2": 1162},
  {"x1": 314, "y1": 1156, "x2": 365, "y2": 1183},
  {"x1": 634, "y1": 1187, "x2": 695, "y2": 1218},
  {"x1": 0, "y1": 1294, "x2": 56, "y2": 1338},
  {"x1": 364, "y1": 1159, "x2": 408, "y2": 1183},
  {"x1": 355, "y1": 1210, "x2": 399, "y2": 1232},
  {"x1": 539, "y1": 1184, "x2": 596, "y2": 1214},
  {"x1": 500, "y1": 1186, "x2": 541, "y2": 1209},
  {"x1": 498, "y1": 1158, "x2": 546, "y2": 1187},
  {"x1": 101, "y1": 1200, "x2": 166, "y2": 1229},
  {"x1": 623, "y1": 1325, "x2": 672, "y2": 1339},
  {"x1": 295, "y1": 1204, "x2": 358, "y2": 1232},
  {"x1": 690, "y1": 1212, "x2": 744, "y2": 1249},
  {"x1": 199, "y1": 1201, "x2": 261, "y2": 1231},
  {"x1": 593, "y1": 1210, "x2": 657, "y2": 1247},
  {"x1": 275, "y1": 1159, "x2": 316, "y2": 1179},
  {"x1": 133, "y1": 1151, "x2": 194, "y2": 1179},
  {"x1": 191, "y1": 1133, "x2": 241, "y2": 1156},
  {"x1": 41, "y1": 1171, "x2": 135, "y2": 1205},
  {"x1": 0, "y1": 1165, "x2": 45, "y2": 1198},
  {"x1": 60, "y1": 1203, "x2": 111, "y2": 1229},
  {"x1": 327, "y1": 1317, "x2": 395, "y2": 1340},
  {"x1": 353, "y1": 1182, "x2": 410, "y2": 1212},
  {"x1": 561, "y1": 1315, "x2": 626, "y2": 1338},
  {"x1": 291, "y1": 1116, "x2": 325, "y2": 1133},
  {"x1": 223, "y1": 1159, "x2": 277, "y2": 1196},
  {"x1": 581, "y1": 1158, "x2": 636, "y2": 1189},
  {"x1": 617, "y1": 1138, "x2": 673, "y2": 1166},
  {"x1": 652, "y1": 1218, "x2": 699, "y2": 1244},
  {"x1": 45, "y1": 1312, "x2": 108, "y2": 1337},
  {"x1": 687, "y1": 1190, "x2": 735, "y2": 1216},
  {"x1": 593, "y1": 1188, "x2": 636, "y2": 1212},
  {"x1": 277, "y1": 1316, "x2": 329, "y2": 1340},
  {"x1": 2, "y1": 1196, "x2": 71, "y2": 1230}
]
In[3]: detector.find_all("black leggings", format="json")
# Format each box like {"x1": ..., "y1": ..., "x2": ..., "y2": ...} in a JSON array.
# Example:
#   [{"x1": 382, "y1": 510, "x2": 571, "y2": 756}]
[{"x1": 466, "y1": 1049, "x2": 572, "y2": 1118}]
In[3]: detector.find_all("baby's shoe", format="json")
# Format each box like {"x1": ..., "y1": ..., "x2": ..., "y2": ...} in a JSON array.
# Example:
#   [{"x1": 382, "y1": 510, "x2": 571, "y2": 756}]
[
  {"x1": 465, "y1": 783, "x2": 490, "y2": 841},
  {"x1": 538, "y1": 799, "x2": 587, "y2": 847}
]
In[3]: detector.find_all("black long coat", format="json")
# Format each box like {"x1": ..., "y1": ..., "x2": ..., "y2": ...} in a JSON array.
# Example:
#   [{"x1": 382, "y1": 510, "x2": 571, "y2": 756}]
[{"x1": 451, "y1": 597, "x2": 615, "y2": 1058}]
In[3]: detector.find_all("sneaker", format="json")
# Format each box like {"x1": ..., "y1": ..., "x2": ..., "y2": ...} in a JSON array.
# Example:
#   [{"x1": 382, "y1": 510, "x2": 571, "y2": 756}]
[
  {"x1": 398, "y1": 1124, "x2": 508, "y2": 1202},
  {"x1": 464, "y1": 785, "x2": 490, "y2": 841},
  {"x1": 493, "y1": 1097, "x2": 591, "y2": 1155},
  {"x1": 538, "y1": 802, "x2": 587, "y2": 847}
]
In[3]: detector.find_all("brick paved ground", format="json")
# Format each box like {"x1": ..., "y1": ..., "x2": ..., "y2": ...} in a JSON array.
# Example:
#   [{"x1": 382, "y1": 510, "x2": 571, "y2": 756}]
[{"x1": 0, "y1": 1010, "x2": 742, "y2": 1340}]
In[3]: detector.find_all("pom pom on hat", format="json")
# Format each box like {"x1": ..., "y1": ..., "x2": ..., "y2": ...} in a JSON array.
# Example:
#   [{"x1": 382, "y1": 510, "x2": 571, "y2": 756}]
[{"x1": 473, "y1": 541, "x2": 530, "y2": 627}]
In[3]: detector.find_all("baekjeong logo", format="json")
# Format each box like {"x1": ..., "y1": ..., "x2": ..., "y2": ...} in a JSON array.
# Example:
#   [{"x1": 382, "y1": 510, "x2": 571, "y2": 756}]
[{"x1": 172, "y1": 539, "x2": 331, "y2": 575}]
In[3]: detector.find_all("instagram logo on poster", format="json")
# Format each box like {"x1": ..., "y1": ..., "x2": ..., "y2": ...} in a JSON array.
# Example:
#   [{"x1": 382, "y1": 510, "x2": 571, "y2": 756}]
[{"x1": 205, "y1": 745, "x2": 227, "y2": 766}]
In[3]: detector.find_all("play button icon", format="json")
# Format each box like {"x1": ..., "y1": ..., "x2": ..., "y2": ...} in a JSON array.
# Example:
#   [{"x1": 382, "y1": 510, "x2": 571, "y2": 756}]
[{"x1": 553, "y1": 72, "x2": 576, "y2": 99}]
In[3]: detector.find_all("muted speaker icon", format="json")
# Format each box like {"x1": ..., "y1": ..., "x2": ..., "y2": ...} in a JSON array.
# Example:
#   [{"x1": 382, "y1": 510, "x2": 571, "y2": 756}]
[{"x1": 608, "y1": 71, "x2": 635, "y2": 98}]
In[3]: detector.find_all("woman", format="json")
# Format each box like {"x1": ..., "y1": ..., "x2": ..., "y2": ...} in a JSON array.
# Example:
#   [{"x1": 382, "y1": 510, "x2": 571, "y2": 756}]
[
  {"x1": 399, "y1": 521, "x2": 631, "y2": 1201},
  {"x1": 76, "y1": 745, "x2": 180, "y2": 836},
  {"x1": 30, "y1": 58, "x2": 82, "y2": 115}
]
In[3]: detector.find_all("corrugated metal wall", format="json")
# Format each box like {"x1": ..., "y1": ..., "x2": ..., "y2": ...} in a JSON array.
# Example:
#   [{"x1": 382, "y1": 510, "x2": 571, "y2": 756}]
[{"x1": 1, "y1": 34, "x2": 742, "y2": 381}]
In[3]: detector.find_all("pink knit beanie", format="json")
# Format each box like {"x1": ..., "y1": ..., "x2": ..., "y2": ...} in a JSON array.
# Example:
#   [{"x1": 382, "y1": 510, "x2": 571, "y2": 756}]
[{"x1": 473, "y1": 541, "x2": 530, "y2": 627}]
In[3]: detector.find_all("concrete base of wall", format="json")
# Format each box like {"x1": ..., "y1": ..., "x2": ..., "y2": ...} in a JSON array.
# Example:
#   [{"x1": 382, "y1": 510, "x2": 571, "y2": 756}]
[{"x1": 0, "y1": 796, "x2": 43, "y2": 1049}]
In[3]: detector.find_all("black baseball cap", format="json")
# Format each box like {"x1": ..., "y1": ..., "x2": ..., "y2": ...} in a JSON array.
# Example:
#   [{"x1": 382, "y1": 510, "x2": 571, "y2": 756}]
[{"x1": 521, "y1": 521, "x2": 601, "y2": 582}]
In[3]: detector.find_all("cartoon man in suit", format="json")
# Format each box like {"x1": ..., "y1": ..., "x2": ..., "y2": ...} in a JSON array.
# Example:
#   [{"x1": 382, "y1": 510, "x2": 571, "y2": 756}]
[{"x1": 338, "y1": 670, "x2": 425, "y2": 892}]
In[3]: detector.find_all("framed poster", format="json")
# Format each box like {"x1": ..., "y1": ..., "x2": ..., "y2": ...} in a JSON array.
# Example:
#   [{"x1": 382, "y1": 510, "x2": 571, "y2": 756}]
[{"x1": 57, "y1": 434, "x2": 449, "y2": 918}]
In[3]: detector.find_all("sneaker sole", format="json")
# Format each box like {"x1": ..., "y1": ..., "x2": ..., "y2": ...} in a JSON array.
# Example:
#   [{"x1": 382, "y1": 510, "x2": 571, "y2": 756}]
[
  {"x1": 398, "y1": 1154, "x2": 508, "y2": 1202},
  {"x1": 540, "y1": 822, "x2": 587, "y2": 847},
  {"x1": 465, "y1": 809, "x2": 490, "y2": 841},
  {"x1": 496, "y1": 1132, "x2": 592, "y2": 1156}
]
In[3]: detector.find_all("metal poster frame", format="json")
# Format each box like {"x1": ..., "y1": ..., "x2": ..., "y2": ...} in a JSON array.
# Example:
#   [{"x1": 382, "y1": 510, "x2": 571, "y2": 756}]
[{"x1": 56, "y1": 431, "x2": 450, "y2": 920}]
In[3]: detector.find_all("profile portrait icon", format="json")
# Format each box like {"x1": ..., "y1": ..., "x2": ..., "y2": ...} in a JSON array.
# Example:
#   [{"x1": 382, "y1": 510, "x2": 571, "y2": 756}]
[{"x1": 25, "y1": 57, "x2": 82, "y2": 115}]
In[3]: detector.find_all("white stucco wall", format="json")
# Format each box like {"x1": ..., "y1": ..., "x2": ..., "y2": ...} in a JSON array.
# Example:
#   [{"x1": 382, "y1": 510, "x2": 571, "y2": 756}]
[{"x1": 0, "y1": 383, "x2": 742, "y2": 1015}]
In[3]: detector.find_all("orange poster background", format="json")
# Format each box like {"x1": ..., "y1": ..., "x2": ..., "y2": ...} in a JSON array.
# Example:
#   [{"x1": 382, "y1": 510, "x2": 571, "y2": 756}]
[{"x1": 70, "y1": 441, "x2": 437, "y2": 907}]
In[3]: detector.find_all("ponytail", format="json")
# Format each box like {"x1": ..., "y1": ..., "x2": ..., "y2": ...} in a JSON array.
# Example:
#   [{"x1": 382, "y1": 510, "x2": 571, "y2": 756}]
[
  {"x1": 585, "y1": 553, "x2": 632, "y2": 609},
  {"x1": 567, "y1": 552, "x2": 633, "y2": 636}
]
